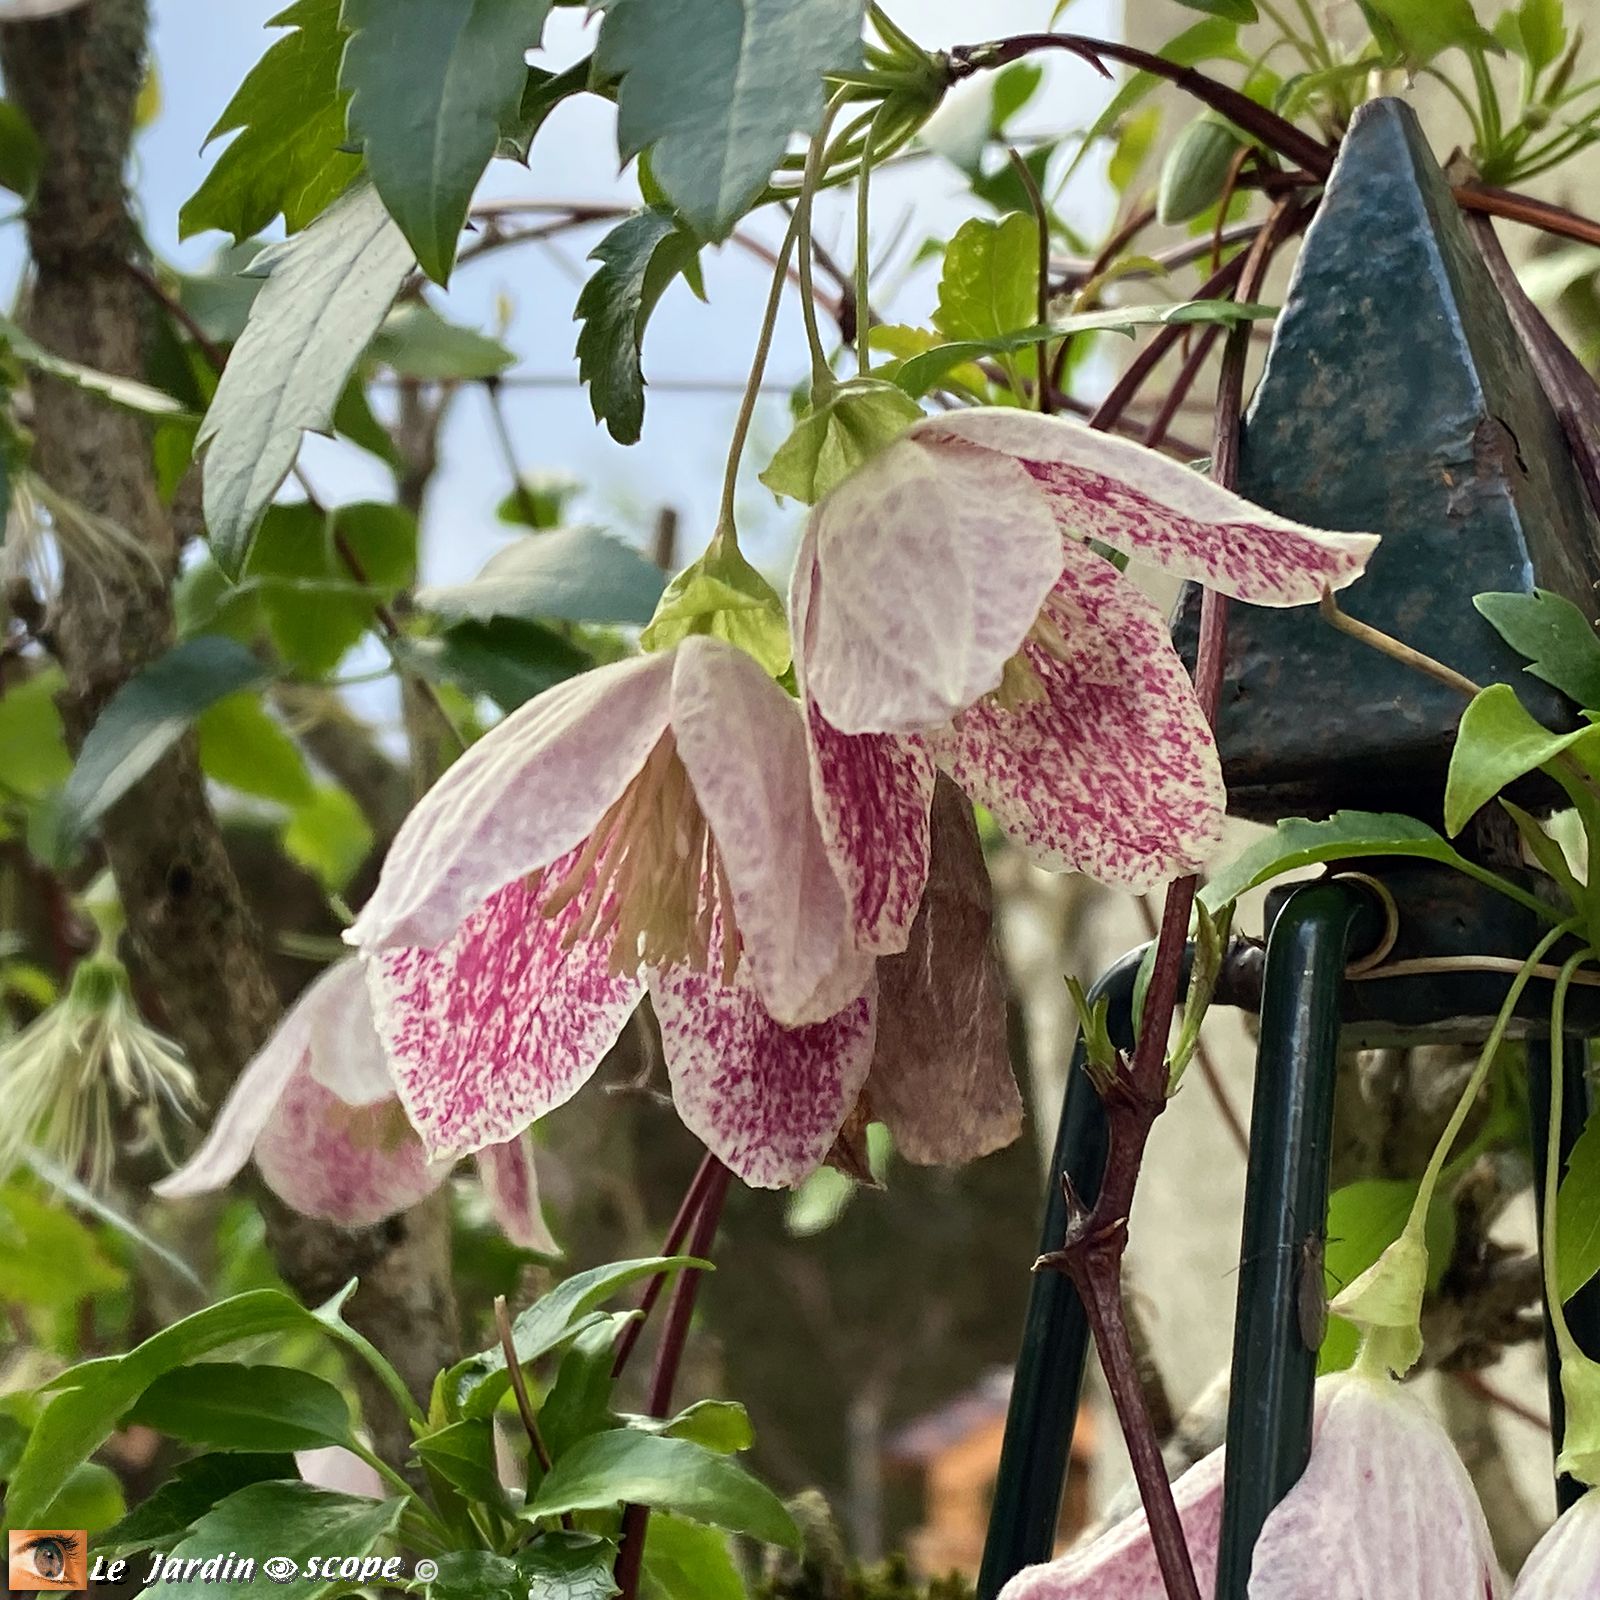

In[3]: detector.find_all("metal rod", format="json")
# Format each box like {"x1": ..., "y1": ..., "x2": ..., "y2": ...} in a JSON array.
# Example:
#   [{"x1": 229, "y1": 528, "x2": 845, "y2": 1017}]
[
  {"x1": 1527, "y1": 1035, "x2": 1600, "y2": 1512},
  {"x1": 1215, "y1": 880, "x2": 1380, "y2": 1600},
  {"x1": 977, "y1": 945, "x2": 1149, "y2": 1599}
]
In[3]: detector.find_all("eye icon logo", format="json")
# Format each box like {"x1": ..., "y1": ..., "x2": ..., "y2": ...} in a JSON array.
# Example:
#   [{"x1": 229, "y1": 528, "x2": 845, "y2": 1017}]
[
  {"x1": 263, "y1": 1557, "x2": 299, "y2": 1582},
  {"x1": 8, "y1": 1531, "x2": 87, "y2": 1591}
]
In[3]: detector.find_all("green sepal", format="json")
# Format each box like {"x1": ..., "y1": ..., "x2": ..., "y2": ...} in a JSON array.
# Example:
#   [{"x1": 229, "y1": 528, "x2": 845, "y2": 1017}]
[
  {"x1": 1559, "y1": 1350, "x2": 1600, "y2": 1487},
  {"x1": 1328, "y1": 1228, "x2": 1427, "y2": 1376},
  {"x1": 759, "y1": 378, "x2": 922, "y2": 506},
  {"x1": 640, "y1": 535, "x2": 790, "y2": 677}
]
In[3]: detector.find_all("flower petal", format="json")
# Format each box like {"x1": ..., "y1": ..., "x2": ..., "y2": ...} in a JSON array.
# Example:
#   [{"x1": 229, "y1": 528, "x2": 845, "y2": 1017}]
[
  {"x1": 303, "y1": 961, "x2": 396, "y2": 1107},
  {"x1": 797, "y1": 432, "x2": 1064, "y2": 733},
  {"x1": 933, "y1": 543, "x2": 1225, "y2": 892},
  {"x1": 998, "y1": 1441, "x2": 1224, "y2": 1600},
  {"x1": 349, "y1": 651, "x2": 675, "y2": 952},
  {"x1": 475, "y1": 1133, "x2": 560, "y2": 1254},
  {"x1": 152, "y1": 962, "x2": 351, "y2": 1200},
  {"x1": 648, "y1": 961, "x2": 877, "y2": 1189},
  {"x1": 296, "y1": 1447, "x2": 385, "y2": 1500},
  {"x1": 1511, "y1": 1488, "x2": 1600, "y2": 1599},
  {"x1": 793, "y1": 550, "x2": 936, "y2": 957},
  {"x1": 253, "y1": 1063, "x2": 448, "y2": 1227},
  {"x1": 367, "y1": 868, "x2": 644, "y2": 1159},
  {"x1": 1249, "y1": 1372, "x2": 1502, "y2": 1599},
  {"x1": 868, "y1": 778, "x2": 1021, "y2": 1164},
  {"x1": 672, "y1": 634, "x2": 872, "y2": 1025},
  {"x1": 916, "y1": 408, "x2": 1377, "y2": 604}
]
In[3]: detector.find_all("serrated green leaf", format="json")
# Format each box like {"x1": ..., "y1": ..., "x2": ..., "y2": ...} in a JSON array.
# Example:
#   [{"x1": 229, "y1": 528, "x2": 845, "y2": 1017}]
[
  {"x1": 540, "y1": 1315, "x2": 630, "y2": 1459},
  {"x1": 127, "y1": 1364, "x2": 354, "y2": 1454},
  {"x1": 418, "y1": 526, "x2": 666, "y2": 628},
  {"x1": 640, "y1": 1514, "x2": 744, "y2": 1600},
  {"x1": 340, "y1": 0, "x2": 554, "y2": 283},
  {"x1": 199, "y1": 184, "x2": 415, "y2": 575},
  {"x1": 1474, "y1": 588, "x2": 1600, "y2": 709},
  {"x1": 97, "y1": 1454, "x2": 297, "y2": 1558},
  {"x1": 413, "y1": 1417, "x2": 509, "y2": 1509},
  {"x1": 64, "y1": 637, "x2": 272, "y2": 842},
  {"x1": 141, "y1": 1482, "x2": 405, "y2": 1600},
  {"x1": 197, "y1": 694, "x2": 315, "y2": 806},
  {"x1": 1445, "y1": 683, "x2": 1600, "y2": 835},
  {"x1": 526, "y1": 1432, "x2": 796, "y2": 1546},
  {"x1": 620, "y1": 1399, "x2": 753, "y2": 1455},
  {"x1": 522, "y1": 1533, "x2": 621, "y2": 1600},
  {"x1": 760, "y1": 379, "x2": 922, "y2": 504},
  {"x1": 595, "y1": 0, "x2": 864, "y2": 239},
  {"x1": 499, "y1": 57, "x2": 597, "y2": 162},
  {"x1": 934, "y1": 214, "x2": 1039, "y2": 347},
  {"x1": 369, "y1": 302, "x2": 514, "y2": 380},
  {"x1": 180, "y1": 0, "x2": 360, "y2": 242},
  {"x1": 575, "y1": 209, "x2": 700, "y2": 445},
  {"x1": 639, "y1": 538, "x2": 790, "y2": 677},
  {"x1": 404, "y1": 617, "x2": 592, "y2": 712}
]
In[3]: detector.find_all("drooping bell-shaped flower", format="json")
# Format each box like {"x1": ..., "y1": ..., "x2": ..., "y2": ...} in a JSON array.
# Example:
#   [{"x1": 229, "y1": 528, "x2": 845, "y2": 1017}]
[
  {"x1": 1511, "y1": 1487, "x2": 1600, "y2": 1598},
  {"x1": 154, "y1": 961, "x2": 556, "y2": 1249},
  {"x1": 998, "y1": 1370, "x2": 1499, "y2": 1600},
  {"x1": 791, "y1": 408, "x2": 1379, "y2": 951},
  {"x1": 346, "y1": 635, "x2": 880, "y2": 1189}
]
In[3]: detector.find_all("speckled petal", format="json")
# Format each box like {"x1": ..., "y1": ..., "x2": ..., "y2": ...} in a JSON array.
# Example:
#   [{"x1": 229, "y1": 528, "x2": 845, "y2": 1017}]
[
  {"x1": 797, "y1": 428, "x2": 1064, "y2": 734},
  {"x1": 1511, "y1": 1488, "x2": 1600, "y2": 1599},
  {"x1": 1249, "y1": 1372, "x2": 1502, "y2": 1599},
  {"x1": 672, "y1": 635, "x2": 872, "y2": 1025},
  {"x1": 304, "y1": 961, "x2": 396, "y2": 1107},
  {"x1": 793, "y1": 550, "x2": 935, "y2": 957},
  {"x1": 648, "y1": 961, "x2": 877, "y2": 1189},
  {"x1": 153, "y1": 961, "x2": 350, "y2": 1200},
  {"x1": 916, "y1": 408, "x2": 1378, "y2": 603},
  {"x1": 367, "y1": 867, "x2": 644, "y2": 1159},
  {"x1": 253, "y1": 1062, "x2": 449, "y2": 1227},
  {"x1": 475, "y1": 1133, "x2": 559, "y2": 1254},
  {"x1": 998, "y1": 1442, "x2": 1224, "y2": 1600},
  {"x1": 349, "y1": 651, "x2": 675, "y2": 952},
  {"x1": 932, "y1": 543, "x2": 1225, "y2": 893}
]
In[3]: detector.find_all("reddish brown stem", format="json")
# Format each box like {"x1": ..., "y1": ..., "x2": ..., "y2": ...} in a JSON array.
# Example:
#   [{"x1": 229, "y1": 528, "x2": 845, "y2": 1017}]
[
  {"x1": 613, "y1": 1161, "x2": 733, "y2": 1600},
  {"x1": 1141, "y1": 324, "x2": 1223, "y2": 454},
  {"x1": 1456, "y1": 183, "x2": 1600, "y2": 249}
]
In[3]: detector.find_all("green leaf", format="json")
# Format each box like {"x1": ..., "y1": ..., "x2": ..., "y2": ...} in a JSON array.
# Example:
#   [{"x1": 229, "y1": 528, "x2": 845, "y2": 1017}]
[
  {"x1": 1199, "y1": 808, "x2": 1556, "y2": 920},
  {"x1": 64, "y1": 637, "x2": 272, "y2": 842},
  {"x1": 455, "y1": 1256, "x2": 700, "y2": 1418},
  {"x1": 41, "y1": 1461, "x2": 125, "y2": 1533},
  {"x1": 759, "y1": 379, "x2": 922, "y2": 504},
  {"x1": 199, "y1": 184, "x2": 415, "y2": 575},
  {"x1": 412, "y1": 1417, "x2": 509, "y2": 1509},
  {"x1": 639, "y1": 538, "x2": 791, "y2": 677},
  {"x1": 0, "y1": 314, "x2": 187, "y2": 417},
  {"x1": 197, "y1": 694, "x2": 315, "y2": 806},
  {"x1": 1510, "y1": 0, "x2": 1567, "y2": 72},
  {"x1": 340, "y1": 0, "x2": 553, "y2": 283},
  {"x1": 540, "y1": 1315, "x2": 630, "y2": 1459},
  {"x1": 1445, "y1": 683, "x2": 1600, "y2": 835},
  {"x1": 405, "y1": 617, "x2": 592, "y2": 712},
  {"x1": 1174, "y1": 0, "x2": 1257, "y2": 17},
  {"x1": 1474, "y1": 589, "x2": 1600, "y2": 709},
  {"x1": 1558, "y1": 1109, "x2": 1600, "y2": 1302},
  {"x1": 126, "y1": 1364, "x2": 354, "y2": 1454},
  {"x1": 595, "y1": 0, "x2": 864, "y2": 239},
  {"x1": 526, "y1": 1431, "x2": 797, "y2": 1546},
  {"x1": 890, "y1": 300, "x2": 1275, "y2": 401},
  {"x1": 1357, "y1": 0, "x2": 1501, "y2": 63},
  {"x1": 0, "y1": 669, "x2": 71, "y2": 800},
  {"x1": 499, "y1": 58, "x2": 597, "y2": 163},
  {"x1": 0, "y1": 1186, "x2": 126, "y2": 1310},
  {"x1": 640, "y1": 1514, "x2": 745, "y2": 1600},
  {"x1": 419, "y1": 526, "x2": 666, "y2": 628},
  {"x1": 620, "y1": 1400, "x2": 753, "y2": 1455},
  {"x1": 98, "y1": 1454, "x2": 298, "y2": 1558},
  {"x1": 140, "y1": 1482, "x2": 406, "y2": 1600},
  {"x1": 521, "y1": 1533, "x2": 622, "y2": 1600},
  {"x1": 369, "y1": 303, "x2": 514, "y2": 380},
  {"x1": 575, "y1": 210, "x2": 700, "y2": 446},
  {"x1": 0, "y1": 101, "x2": 42, "y2": 200},
  {"x1": 934, "y1": 214, "x2": 1039, "y2": 347},
  {"x1": 496, "y1": 471, "x2": 579, "y2": 530},
  {"x1": 180, "y1": 0, "x2": 360, "y2": 242},
  {"x1": 283, "y1": 785, "x2": 375, "y2": 893}
]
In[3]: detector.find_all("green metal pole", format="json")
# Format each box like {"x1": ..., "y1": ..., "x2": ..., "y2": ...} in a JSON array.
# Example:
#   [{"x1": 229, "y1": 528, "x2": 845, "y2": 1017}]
[
  {"x1": 975, "y1": 945, "x2": 1149, "y2": 1599},
  {"x1": 1215, "y1": 880, "x2": 1377, "y2": 1600}
]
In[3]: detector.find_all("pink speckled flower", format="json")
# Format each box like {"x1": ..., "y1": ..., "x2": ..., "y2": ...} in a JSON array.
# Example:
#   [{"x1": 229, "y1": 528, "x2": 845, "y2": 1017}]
[
  {"x1": 792, "y1": 408, "x2": 1380, "y2": 949},
  {"x1": 999, "y1": 1371, "x2": 1500, "y2": 1600},
  {"x1": 154, "y1": 961, "x2": 556, "y2": 1249},
  {"x1": 346, "y1": 634, "x2": 878, "y2": 1189},
  {"x1": 1511, "y1": 1488, "x2": 1600, "y2": 1598}
]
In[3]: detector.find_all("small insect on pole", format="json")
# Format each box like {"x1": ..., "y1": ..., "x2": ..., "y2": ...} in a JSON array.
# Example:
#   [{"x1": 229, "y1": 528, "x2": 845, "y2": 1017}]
[{"x1": 979, "y1": 99, "x2": 1600, "y2": 1600}]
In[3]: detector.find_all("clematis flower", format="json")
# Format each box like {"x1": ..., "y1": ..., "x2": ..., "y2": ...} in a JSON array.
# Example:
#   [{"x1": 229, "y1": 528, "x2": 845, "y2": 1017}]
[
  {"x1": 791, "y1": 408, "x2": 1380, "y2": 949},
  {"x1": 1511, "y1": 1487, "x2": 1600, "y2": 1598},
  {"x1": 999, "y1": 1370, "x2": 1500, "y2": 1599},
  {"x1": 346, "y1": 635, "x2": 880, "y2": 1190},
  {"x1": 154, "y1": 961, "x2": 556, "y2": 1249}
]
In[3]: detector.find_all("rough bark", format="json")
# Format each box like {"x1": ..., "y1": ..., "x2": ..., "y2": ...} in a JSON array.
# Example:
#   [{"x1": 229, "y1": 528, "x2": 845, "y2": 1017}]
[{"x1": 0, "y1": 0, "x2": 457, "y2": 1463}]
